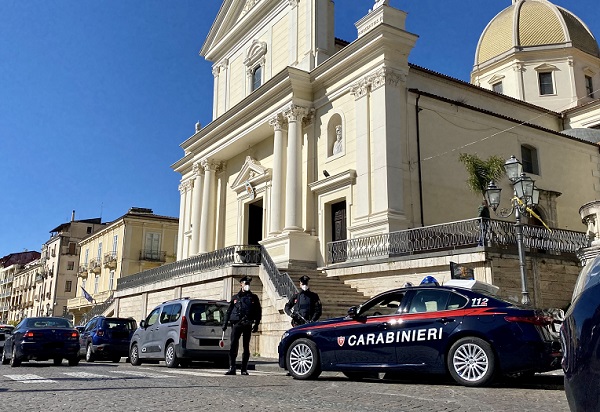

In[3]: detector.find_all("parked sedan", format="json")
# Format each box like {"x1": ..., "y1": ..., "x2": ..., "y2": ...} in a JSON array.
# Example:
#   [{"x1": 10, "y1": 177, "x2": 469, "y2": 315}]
[
  {"x1": 1, "y1": 317, "x2": 80, "y2": 367},
  {"x1": 278, "y1": 279, "x2": 563, "y2": 387},
  {"x1": 0, "y1": 324, "x2": 14, "y2": 351}
]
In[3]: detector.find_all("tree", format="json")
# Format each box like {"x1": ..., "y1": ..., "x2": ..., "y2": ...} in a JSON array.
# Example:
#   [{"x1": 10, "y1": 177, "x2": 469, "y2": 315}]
[{"x1": 458, "y1": 153, "x2": 505, "y2": 199}]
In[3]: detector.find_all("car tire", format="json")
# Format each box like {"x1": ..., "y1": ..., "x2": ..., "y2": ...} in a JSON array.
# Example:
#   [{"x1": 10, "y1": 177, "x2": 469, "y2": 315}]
[
  {"x1": 85, "y1": 343, "x2": 95, "y2": 362},
  {"x1": 286, "y1": 338, "x2": 321, "y2": 380},
  {"x1": 53, "y1": 358, "x2": 62, "y2": 366},
  {"x1": 129, "y1": 343, "x2": 142, "y2": 366},
  {"x1": 68, "y1": 357, "x2": 80, "y2": 367},
  {"x1": 447, "y1": 337, "x2": 496, "y2": 387},
  {"x1": 10, "y1": 346, "x2": 21, "y2": 367},
  {"x1": 1, "y1": 348, "x2": 9, "y2": 365},
  {"x1": 165, "y1": 342, "x2": 179, "y2": 368}
]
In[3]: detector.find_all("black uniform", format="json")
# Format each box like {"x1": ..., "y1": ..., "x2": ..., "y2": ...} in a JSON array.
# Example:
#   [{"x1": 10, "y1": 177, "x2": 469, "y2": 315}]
[
  {"x1": 285, "y1": 289, "x2": 322, "y2": 327},
  {"x1": 223, "y1": 289, "x2": 261, "y2": 374}
]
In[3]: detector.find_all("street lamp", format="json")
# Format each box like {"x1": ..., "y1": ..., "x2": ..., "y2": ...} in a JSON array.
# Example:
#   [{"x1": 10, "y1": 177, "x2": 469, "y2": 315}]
[{"x1": 484, "y1": 155, "x2": 540, "y2": 306}]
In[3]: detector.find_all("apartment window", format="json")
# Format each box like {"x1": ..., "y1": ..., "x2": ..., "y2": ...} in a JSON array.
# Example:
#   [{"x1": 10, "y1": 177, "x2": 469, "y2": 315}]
[
  {"x1": 67, "y1": 261, "x2": 74, "y2": 271},
  {"x1": 109, "y1": 270, "x2": 115, "y2": 291},
  {"x1": 84, "y1": 249, "x2": 89, "y2": 265},
  {"x1": 97, "y1": 242, "x2": 102, "y2": 260},
  {"x1": 539, "y1": 72, "x2": 554, "y2": 95},
  {"x1": 586, "y1": 75, "x2": 594, "y2": 98},
  {"x1": 492, "y1": 81, "x2": 503, "y2": 94},
  {"x1": 521, "y1": 145, "x2": 539, "y2": 175},
  {"x1": 68, "y1": 242, "x2": 76, "y2": 255},
  {"x1": 87, "y1": 226, "x2": 92, "y2": 234},
  {"x1": 112, "y1": 235, "x2": 118, "y2": 254},
  {"x1": 145, "y1": 232, "x2": 161, "y2": 260},
  {"x1": 65, "y1": 280, "x2": 72, "y2": 293},
  {"x1": 94, "y1": 275, "x2": 99, "y2": 294}
]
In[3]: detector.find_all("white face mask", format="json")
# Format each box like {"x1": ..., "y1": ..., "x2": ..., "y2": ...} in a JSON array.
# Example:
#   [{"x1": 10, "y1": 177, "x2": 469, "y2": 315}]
[
  {"x1": 243, "y1": 285, "x2": 251, "y2": 292},
  {"x1": 301, "y1": 285, "x2": 308, "y2": 291}
]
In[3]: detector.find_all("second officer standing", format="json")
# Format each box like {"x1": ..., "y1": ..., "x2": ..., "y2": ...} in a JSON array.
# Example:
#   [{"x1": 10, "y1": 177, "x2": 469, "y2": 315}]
[
  {"x1": 284, "y1": 275, "x2": 322, "y2": 326},
  {"x1": 222, "y1": 276, "x2": 262, "y2": 375}
]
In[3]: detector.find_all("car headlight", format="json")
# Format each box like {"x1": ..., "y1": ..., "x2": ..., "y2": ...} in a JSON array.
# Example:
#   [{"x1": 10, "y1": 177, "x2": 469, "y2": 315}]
[{"x1": 281, "y1": 332, "x2": 289, "y2": 340}]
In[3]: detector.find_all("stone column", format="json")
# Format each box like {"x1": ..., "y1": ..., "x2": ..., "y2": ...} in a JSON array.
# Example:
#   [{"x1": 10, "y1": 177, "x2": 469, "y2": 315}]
[
  {"x1": 183, "y1": 180, "x2": 193, "y2": 257},
  {"x1": 283, "y1": 104, "x2": 308, "y2": 231},
  {"x1": 350, "y1": 78, "x2": 372, "y2": 218},
  {"x1": 199, "y1": 160, "x2": 218, "y2": 253},
  {"x1": 176, "y1": 181, "x2": 187, "y2": 260},
  {"x1": 268, "y1": 114, "x2": 286, "y2": 235},
  {"x1": 189, "y1": 162, "x2": 204, "y2": 256}
]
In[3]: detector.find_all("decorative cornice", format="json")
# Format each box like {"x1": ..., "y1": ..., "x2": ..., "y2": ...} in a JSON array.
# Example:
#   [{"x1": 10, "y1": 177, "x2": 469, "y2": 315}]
[{"x1": 242, "y1": 0, "x2": 260, "y2": 15}]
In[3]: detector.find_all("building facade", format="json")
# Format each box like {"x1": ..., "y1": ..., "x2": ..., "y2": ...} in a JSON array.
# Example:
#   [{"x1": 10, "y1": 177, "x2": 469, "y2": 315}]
[
  {"x1": 68, "y1": 207, "x2": 178, "y2": 324},
  {"x1": 0, "y1": 251, "x2": 41, "y2": 323}
]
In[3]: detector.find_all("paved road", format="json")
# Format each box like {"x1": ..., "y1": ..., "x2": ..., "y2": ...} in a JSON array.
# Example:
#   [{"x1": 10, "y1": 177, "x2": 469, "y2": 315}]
[{"x1": 0, "y1": 358, "x2": 570, "y2": 412}]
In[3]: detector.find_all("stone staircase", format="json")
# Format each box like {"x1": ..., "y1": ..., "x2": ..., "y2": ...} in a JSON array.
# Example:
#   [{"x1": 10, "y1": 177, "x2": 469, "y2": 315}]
[{"x1": 282, "y1": 269, "x2": 367, "y2": 319}]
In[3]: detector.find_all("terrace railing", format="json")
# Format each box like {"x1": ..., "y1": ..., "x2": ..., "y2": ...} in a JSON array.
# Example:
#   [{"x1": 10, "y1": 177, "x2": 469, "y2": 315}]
[{"x1": 327, "y1": 218, "x2": 589, "y2": 264}]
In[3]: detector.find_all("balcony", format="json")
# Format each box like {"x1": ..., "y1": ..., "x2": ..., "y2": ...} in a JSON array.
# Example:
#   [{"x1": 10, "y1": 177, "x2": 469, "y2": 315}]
[
  {"x1": 88, "y1": 258, "x2": 102, "y2": 274},
  {"x1": 139, "y1": 250, "x2": 167, "y2": 262},
  {"x1": 103, "y1": 252, "x2": 118, "y2": 269},
  {"x1": 35, "y1": 274, "x2": 44, "y2": 283}
]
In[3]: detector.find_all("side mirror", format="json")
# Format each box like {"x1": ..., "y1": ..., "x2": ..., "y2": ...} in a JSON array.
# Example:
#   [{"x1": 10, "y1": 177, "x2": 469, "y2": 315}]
[
  {"x1": 140, "y1": 320, "x2": 146, "y2": 329},
  {"x1": 347, "y1": 306, "x2": 358, "y2": 319}
]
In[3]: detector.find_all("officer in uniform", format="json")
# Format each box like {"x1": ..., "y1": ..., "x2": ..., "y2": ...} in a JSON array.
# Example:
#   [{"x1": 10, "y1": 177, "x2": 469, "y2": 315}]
[
  {"x1": 284, "y1": 275, "x2": 322, "y2": 327},
  {"x1": 222, "y1": 275, "x2": 262, "y2": 375}
]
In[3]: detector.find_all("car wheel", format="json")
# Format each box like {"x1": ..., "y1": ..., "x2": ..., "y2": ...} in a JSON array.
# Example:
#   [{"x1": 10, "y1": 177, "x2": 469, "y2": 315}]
[
  {"x1": 10, "y1": 346, "x2": 21, "y2": 367},
  {"x1": 53, "y1": 358, "x2": 62, "y2": 366},
  {"x1": 129, "y1": 343, "x2": 142, "y2": 366},
  {"x1": 1, "y1": 348, "x2": 9, "y2": 365},
  {"x1": 165, "y1": 342, "x2": 179, "y2": 368},
  {"x1": 447, "y1": 337, "x2": 496, "y2": 387},
  {"x1": 68, "y1": 357, "x2": 80, "y2": 367},
  {"x1": 85, "y1": 344, "x2": 95, "y2": 362},
  {"x1": 286, "y1": 338, "x2": 321, "y2": 380}
]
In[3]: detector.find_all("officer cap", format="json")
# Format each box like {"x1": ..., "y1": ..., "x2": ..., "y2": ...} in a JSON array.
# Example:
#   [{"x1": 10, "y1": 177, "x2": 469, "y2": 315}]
[
  {"x1": 299, "y1": 275, "x2": 310, "y2": 285},
  {"x1": 239, "y1": 275, "x2": 252, "y2": 284}
]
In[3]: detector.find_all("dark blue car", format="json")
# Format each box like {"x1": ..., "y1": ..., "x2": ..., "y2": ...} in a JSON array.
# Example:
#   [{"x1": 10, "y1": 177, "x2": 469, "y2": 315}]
[
  {"x1": 561, "y1": 254, "x2": 600, "y2": 411},
  {"x1": 79, "y1": 316, "x2": 137, "y2": 362},
  {"x1": 1, "y1": 317, "x2": 80, "y2": 367},
  {"x1": 278, "y1": 280, "x2": 563, "y2": 387}
]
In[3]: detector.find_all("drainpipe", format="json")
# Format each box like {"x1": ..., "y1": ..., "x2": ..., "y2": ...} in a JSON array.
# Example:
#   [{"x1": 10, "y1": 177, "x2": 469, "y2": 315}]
[{"x1": 415, "y1": 93, "x2": 425, "y2": 227}]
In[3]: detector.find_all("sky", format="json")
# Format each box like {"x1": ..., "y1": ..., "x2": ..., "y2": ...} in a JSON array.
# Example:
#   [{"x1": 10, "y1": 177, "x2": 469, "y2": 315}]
[{"x1": 1, "y1": 0, "x2": 599, "y2": 257}]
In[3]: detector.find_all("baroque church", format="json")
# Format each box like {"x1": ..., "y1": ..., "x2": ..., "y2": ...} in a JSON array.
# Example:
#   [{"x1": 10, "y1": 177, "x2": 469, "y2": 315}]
[{"x1": 112, "y1": 0, "x2": 600, "y2": 357}]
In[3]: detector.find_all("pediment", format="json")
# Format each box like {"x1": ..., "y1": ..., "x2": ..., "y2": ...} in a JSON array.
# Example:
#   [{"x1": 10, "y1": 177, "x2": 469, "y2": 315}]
[
  {"x1": 534, "y1": 63, "x2": 558, "y2": 72},
  {"x1": 231, "y1": 156, "x2": 272, "y2": 193},
  {"x1": 487, "y1": 74, "x2": 505, "y2": 84},
  {"x1": 201, "y1": 0, "x2": 269, "y2": 61}
]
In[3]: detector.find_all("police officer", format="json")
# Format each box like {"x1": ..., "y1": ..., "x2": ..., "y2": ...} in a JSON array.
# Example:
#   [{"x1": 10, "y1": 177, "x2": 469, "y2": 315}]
[
  {"x1": 284, "y1": 275, "x2": 322, "y2": 327},
  {"x1": 222, "y1": 275, "x2": 261, "y2": 376}
]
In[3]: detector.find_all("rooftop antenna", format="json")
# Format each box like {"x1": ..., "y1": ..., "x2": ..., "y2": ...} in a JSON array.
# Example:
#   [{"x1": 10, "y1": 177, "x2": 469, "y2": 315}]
[{"x1": 100, "y1": 202, "x2": 103, "y2": 221}]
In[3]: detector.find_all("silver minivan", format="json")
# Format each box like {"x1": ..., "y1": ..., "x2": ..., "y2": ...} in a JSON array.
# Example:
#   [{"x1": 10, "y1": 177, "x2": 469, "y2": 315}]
[{"x1": 129, "y1": 298, "x2": 230, "y2": 368}]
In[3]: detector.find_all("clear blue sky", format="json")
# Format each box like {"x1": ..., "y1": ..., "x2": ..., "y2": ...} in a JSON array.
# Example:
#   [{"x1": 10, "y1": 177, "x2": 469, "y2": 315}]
[{"x1": 0, "y1": 0, "x2": 598, "y2": 257}]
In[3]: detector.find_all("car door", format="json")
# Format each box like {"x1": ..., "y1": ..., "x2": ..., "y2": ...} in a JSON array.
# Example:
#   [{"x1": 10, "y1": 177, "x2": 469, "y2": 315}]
[
  {"x1": 326, "y1": 291, "x2": 407, "y2": 368},
  {"x1": 139, "y1": 306, "x2": 162, "y2": 359},
  {"x1": 80, "y1": 319, "x2": 97, "y2": 356},
  {"x1": 395, "y1": 289, "x2": 468, "y2": 371}
]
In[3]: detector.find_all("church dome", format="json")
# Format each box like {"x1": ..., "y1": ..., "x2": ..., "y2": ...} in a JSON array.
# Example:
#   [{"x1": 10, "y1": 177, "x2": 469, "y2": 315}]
[{"x1": 475, "y1": 0, "x2": 599, "y2": 66}]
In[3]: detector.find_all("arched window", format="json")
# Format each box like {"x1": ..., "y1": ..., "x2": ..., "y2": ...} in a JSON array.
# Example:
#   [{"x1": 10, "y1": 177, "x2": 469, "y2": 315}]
[
  {"x1": 244, "y1": 40, "x2": 267, "y2": 95},
  {"x1": 251, "y1": 66, "x2": 262, "y2": 91}
]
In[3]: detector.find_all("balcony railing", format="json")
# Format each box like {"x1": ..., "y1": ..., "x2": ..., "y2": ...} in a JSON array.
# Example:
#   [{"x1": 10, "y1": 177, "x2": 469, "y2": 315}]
[
  {"x1": 327, "y1": 218, "x2": 589, "y2": 264},
  {"x1": 88, "y1": 259, "x2": 101, "y2": 274},
  {"x1": 119, "y1": 245, "x2": 261, "y2": 290},
  {"x1": 139, "y1": 250, "x2": 167, "y2": 262},
  {"x1": 103, "y1": 252, "x2": 118, "y2": 268}
]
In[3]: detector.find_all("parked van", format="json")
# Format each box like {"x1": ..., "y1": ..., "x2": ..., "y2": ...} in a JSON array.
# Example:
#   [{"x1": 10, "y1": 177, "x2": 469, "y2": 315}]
[{"x1": 129, "y1": 298, "x2": 230, "y2": 368}]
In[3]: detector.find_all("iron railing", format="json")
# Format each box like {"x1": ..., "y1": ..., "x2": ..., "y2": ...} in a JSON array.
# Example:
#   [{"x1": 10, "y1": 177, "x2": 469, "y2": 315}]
[
  {"x1": 260, "y1": 247, "x2": 298, "y2": 298},
  {"x1": 328, "y1": 218, "x2": 589, "y2": 264},
  {"x1": 118, "y1": 245, "x2": 260, "y2": 290},
  {"x1": 79, "y1": 292, "x2": 115, "y2": 326},
  {"x1": 139, "y1": 250, "x2": 167, "y2": 262}
]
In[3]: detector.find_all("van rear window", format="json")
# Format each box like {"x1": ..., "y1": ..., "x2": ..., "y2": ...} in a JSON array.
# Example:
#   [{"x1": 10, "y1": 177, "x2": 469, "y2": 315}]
[{"x1": 189, "y1": 303, "x2": 225, "y2": 326}]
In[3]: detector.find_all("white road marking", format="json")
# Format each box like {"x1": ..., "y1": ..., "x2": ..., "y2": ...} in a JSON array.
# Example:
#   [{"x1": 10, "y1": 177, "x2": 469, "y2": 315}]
[
  {"x1": 3, "y1": 374, "x2": 56, "y2": 383},
  {"x1": 63, "y1": 372, "x2": 119, "y2": 379},
  {"x1": 109, "y1": 370, "x2": 173, "y2": 378},
  {"x1": 139, "y1": 367, "x2": 280, "y2": 377}
]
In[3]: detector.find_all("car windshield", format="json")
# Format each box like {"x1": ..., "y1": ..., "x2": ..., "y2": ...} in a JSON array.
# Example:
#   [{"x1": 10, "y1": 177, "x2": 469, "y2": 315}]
[
  {"x1": 572, "y1": 255, "x2": 600, "y2": 302},
  {"x1": 26, "y1": 318, "x2": 72, "y2": 328}
]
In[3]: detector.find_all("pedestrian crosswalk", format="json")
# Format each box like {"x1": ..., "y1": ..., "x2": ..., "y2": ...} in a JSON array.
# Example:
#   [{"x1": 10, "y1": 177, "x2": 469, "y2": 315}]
[{"x1": 2, "y1": 366, "x2": 280, "y2": 384}]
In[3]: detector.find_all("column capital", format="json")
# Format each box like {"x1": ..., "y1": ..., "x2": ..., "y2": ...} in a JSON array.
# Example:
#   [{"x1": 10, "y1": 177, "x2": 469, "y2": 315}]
[
  {"x1": 288, "y1": 0, "x2": 300, "y2": 8},
  {"x1": 178, "y1": 180, "x2": 192, "y2": 193},
  {"x1": 349, "y1": 79, "x2": 370, "y2": 99},
  {"x1": 269, "y1": 114, "x2": 286, "y2": 131},
  {"x1": 283, "y1": 104, "x2": 309, "y2": 123},
  {"x1": 192, "y1": 162, "x2": 205, "y2": 176},
  {"x1": 369, "y1": 67, "x2": 405, "y2": 91},
  {"x1": 201, "y1": 159, "x2": 225, "y2": 173}
]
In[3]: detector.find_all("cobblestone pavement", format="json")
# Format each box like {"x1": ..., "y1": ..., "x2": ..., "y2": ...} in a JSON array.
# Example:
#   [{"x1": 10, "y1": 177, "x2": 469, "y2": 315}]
[{"x1": 0, "y1": 358, "x2": 570, "y2": 412}]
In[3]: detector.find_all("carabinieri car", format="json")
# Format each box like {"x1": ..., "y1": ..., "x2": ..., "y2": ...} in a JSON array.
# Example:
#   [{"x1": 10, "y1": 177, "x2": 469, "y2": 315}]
[{"x1": 278, "y1": 279, "x2": 563, "y2": 387}]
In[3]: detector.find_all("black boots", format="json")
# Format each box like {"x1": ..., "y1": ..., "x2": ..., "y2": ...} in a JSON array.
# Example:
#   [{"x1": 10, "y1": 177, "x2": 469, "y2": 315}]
[{"x1": 224, "y1": 368, "x2": 236, "y2": 375}]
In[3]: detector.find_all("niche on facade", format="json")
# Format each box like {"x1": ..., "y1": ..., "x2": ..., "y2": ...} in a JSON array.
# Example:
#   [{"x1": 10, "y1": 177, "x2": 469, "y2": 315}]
[{"x1": 327, "y1": 114, "x2": 344, "y2": 158}]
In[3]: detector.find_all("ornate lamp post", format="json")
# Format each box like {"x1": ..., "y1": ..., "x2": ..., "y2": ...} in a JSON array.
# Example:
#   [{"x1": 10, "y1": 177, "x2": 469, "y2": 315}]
[{"x1": 484, "y1": 156, "x2": 540, "y2": 305}]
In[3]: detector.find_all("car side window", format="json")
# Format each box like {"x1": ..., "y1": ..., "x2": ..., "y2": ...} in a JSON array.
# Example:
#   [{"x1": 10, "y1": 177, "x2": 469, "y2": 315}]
[
  {"x1": 146, "y1": 307, "x2": 161, "y2": 327},
  {"x1": 160, "y1": 304, "x2": 182, "y2": 324},
  {"x1": 408, "y1": 290, "x2": 451, "y2": 313},
  {"x1": 446, "y1": 292, "x2": 468, "y2": 310},
  {"x1": 85, "y1": 319, "x2": 97, "y2": 332},
  {"x1": 360, "y1": 292, "x2": 405, "y2": 317}
]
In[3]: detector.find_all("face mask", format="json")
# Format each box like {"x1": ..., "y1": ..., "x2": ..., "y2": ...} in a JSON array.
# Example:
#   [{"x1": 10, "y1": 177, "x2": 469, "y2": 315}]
[
  {"x1": 243, "y1": 285, "x2": 251, "y2": 292},
  {"x1": 301, "y1": 285, "x2": 308, "y2": 291}
]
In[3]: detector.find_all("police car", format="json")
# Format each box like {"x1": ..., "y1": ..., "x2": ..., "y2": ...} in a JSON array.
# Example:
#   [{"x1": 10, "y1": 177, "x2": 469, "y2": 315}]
[{"x1": 278, "y1": 278, "x2": 563, "y2": 387}]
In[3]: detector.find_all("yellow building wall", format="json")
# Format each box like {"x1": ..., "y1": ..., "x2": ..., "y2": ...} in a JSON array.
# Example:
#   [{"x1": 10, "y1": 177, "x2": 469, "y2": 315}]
[{"x1": 271, "y1": 16, "x2": 289, "y2": 75}]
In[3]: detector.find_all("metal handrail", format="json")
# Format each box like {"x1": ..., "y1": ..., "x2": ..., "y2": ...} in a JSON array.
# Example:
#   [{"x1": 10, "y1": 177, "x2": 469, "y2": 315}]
[
  {"x1": 79, "y1": 292, "x2": 115, "y2": 326},
  {"x1": 327, "y1": 218, "x2": 589, "y2": 264},
  {"x1": 260, "y1": 247, "x2": 298, "y2": 298}
]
